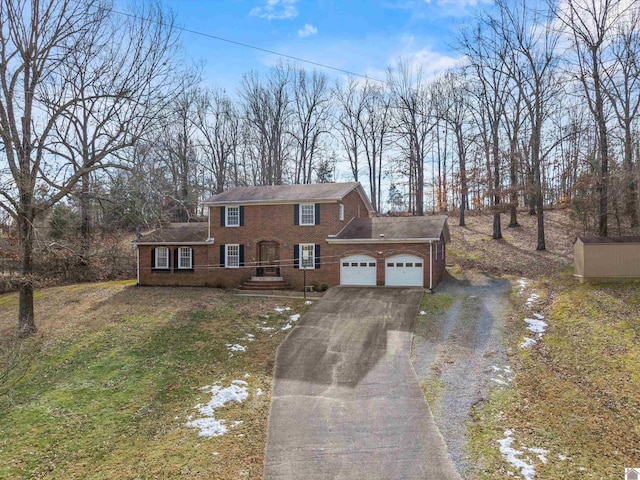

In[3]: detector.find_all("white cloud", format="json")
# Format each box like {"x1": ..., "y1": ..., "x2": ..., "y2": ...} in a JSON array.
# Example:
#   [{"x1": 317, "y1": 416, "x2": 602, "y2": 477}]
[
  {"x1": 297, "y1": 23, "x2": 318, "y2": 38},
  {"x1": 250, "y1": 0, "x2": 299, "y2": 20}
]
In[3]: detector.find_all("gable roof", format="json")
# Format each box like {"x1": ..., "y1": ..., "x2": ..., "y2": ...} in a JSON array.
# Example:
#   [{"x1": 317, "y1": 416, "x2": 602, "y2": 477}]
[
  {"x1": 328, "y1": 216, "x2": 449, "y2": 243},
  {"x1": 577, "y1": 235, "x2": 640, "y2": 244},
  {"x1": 203, "y1": 182, "x2": 375, "y2": 212},
  {"x1": 135, "y1": 223, "x2": 210, "y2": 245}
]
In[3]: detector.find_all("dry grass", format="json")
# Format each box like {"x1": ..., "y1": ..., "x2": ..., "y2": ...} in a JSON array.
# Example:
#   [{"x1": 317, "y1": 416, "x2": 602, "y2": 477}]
[
  {"x1": 447, "y1": 208, "x2": 583, "y2": 278},
  {"x1": 0, "y1": 281, "x2": 312, "y2": 479}
]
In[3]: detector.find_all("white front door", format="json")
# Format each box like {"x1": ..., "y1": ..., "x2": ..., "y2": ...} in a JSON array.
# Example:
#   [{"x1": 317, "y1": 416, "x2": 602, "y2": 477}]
[
  {"x1": 340, "y1": 255, "x2": 377, "y2": 286},
  {"x1": 385, "y1": 254, "x2": 424, "y2": 287}
]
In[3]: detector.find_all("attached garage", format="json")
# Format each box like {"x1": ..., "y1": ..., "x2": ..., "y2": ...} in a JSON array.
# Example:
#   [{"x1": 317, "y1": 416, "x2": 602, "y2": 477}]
[
  {"x1": 340, "y1": 254, "x2": 377, "y2": 286},
  {"x1": 385, "y1": 254, "x2": 424, "y2": 286}
]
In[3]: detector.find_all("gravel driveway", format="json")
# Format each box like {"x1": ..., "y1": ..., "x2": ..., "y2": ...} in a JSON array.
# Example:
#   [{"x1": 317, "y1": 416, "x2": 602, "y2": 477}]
[{"x1": 412, "y1": 270, "x2": 512, "y2": 476}]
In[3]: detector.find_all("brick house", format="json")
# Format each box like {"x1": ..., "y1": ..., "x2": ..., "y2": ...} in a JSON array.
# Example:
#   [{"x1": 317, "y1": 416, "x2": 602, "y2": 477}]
[{"x1": 135, "y1": 182, "x2": 449, "y2": 290}]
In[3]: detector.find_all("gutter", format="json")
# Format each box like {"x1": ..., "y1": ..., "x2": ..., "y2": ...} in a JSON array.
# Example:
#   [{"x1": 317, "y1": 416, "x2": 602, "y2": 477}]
[
  {"x1": 326, "y1": 237, "x2": 441, "y2": 244},
  {"x1": 134, "y1": 240, "x2": 215, "y2": 246}
]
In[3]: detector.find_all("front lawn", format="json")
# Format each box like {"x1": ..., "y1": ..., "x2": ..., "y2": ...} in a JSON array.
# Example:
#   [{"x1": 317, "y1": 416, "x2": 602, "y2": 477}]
[{"x1": 0, "y1": 281, "x2": 310, "y2": 479}]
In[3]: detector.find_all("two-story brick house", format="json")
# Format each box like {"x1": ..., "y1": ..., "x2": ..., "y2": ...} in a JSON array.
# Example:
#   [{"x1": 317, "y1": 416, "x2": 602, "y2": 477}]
[{"x1": 136, "y1": 182, "x2": 449, "y2": 290}]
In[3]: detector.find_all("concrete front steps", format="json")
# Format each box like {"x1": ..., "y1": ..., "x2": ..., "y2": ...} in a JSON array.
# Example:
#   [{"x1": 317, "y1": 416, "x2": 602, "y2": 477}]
[{"x1": 238, "y1": 276, "x2": 292, "y2": 291}]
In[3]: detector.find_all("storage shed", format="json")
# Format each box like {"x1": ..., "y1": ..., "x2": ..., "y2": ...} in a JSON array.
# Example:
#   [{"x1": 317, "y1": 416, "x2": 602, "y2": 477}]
[{"x1": 573, "y1": 236, "x2": 640, "y2": 283}]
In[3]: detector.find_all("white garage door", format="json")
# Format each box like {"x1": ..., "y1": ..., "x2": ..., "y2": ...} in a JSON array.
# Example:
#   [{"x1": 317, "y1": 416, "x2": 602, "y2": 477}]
[
  {"x1": 340, "y1": 255, "x2": 377, "y2": 286},
  {"x1": 385, "y1": 254, "x2": 424, "y2": 287}
]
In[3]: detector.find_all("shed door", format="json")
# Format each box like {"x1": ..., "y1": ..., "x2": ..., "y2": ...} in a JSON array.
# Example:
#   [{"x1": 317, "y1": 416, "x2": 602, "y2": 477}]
[
  {"x1": 385, "y1": 254, "x2": 424, "y2": 287},
  {"x1": 340, "y1": 255, "x2": 377, "y2": 286}
]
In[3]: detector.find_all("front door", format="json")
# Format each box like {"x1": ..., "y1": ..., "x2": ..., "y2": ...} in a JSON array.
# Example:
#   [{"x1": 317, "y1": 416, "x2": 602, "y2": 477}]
[{"x1": 258, "y1": 241, "x2": 280, "y2": 276}]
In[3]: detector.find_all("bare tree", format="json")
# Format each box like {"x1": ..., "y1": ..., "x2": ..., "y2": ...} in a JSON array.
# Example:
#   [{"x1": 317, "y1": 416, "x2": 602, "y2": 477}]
[
  {"x1": 556, "y1": 0, "x2": 636, "y2": 236},
  {"x1": 388, "y1": 60, "x2": 436, "y2": 216},
  {"x1": 0, "y1": 0, "x2": 181, "y2": 336},
  {"x1": 196, "y1": 89, "x2": 240, "y2": 195},
  {"x1": 334, "y1": 78, "x2": 366, "y2": 182},
  {"x1": 290, "y1": 69, "x2": 332, "y2": 184},
  {"x1": 240, "y1": 64, "x2": 293, "y2": 185}
]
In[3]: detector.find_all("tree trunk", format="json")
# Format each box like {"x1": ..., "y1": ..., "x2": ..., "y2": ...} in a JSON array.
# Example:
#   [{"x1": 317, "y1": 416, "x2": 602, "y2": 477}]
[
  {"x1": 17, "y1": 212, "x2": 36, "y2": 337},
  {"x1": 492, "y1": 128, "x2": 502, "y2": 239},
  {"x1": 623, "y1": 124, "x2": 638, "y2": 228}
]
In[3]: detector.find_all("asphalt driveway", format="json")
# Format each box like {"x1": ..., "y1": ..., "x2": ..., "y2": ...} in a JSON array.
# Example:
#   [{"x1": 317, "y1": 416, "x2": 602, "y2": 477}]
[{"x1": 263, "y1": 287, "x2": 461, "y2": 480}]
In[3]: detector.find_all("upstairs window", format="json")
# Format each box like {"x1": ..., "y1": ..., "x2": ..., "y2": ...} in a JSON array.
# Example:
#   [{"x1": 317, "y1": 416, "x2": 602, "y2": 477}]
[
  {"x1": 178, "y1": 247, "x2": 192, "y2": 269},
  {"x1": 300, "y1": 204, "x2": 315, "y2": 225},
  {"x1": 339, "y1": 204, "x2": 345, "y2": 221},
  {"x1": 226, "y1": 206, "x2": 240, "y2": 226}
]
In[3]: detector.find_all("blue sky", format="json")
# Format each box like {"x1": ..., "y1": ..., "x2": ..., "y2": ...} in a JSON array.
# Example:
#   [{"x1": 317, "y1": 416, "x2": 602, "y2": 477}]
[{"x1": 161, "y1": 0, "x2": 492, "y2": 93}]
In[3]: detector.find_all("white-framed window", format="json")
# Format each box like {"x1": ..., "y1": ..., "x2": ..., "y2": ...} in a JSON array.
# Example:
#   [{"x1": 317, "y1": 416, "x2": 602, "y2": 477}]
[
  {"x1": 300, "y1": 204, "x2": 315, "y2": 226},
  {"x1": 339, "y1": 204, "x2": 345, "y2": 221},
  {"x1": 226, "y1": 244, "x2": 240, "y2": 268},
  {"x1": 300, "y1": 243, "x2": 315, "y2": 269},
  {"x1": 226, "y1": 206, "x2": 240, "y2": 227},
  {"x1": 178, "y1": 247, "x2": 192, "y2": 269},
  {"x1": 155, "y1": 247, "x2": 169, "y2": 269}
]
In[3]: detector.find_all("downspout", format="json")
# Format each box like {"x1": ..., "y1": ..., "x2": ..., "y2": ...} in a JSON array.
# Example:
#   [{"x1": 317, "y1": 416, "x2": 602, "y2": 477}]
[{"x1": 429, "y1": 241, "x2": 433, "y2": 293}]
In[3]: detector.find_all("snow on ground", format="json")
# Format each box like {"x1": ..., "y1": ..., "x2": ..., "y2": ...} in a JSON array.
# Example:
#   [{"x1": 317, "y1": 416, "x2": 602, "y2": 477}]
[
  {"x1": 305, "y1": 300, "x2": 313, "y2": 305},
  {"x1": 524, "y1": 318, "x2": 548, "y2": 334},
  {"x1": 525, "y1": 293, "x2": 539, "y2": 307},
  {"x1": 186, "y1": 380, "x2": 249, "y2": 437},
  {"x1": 491, "y1": 365, "x2": 513, "y2": 386},
  {"x1": 419, "y1": 310, "x2": 427, "y2": 315},
  {"x1": 226, "y1": 344, "x2": 246, "y2": 353},
  {"x1": 520, "y1": 337, "x2": 537, "y2": 348},
  {"x1": 518, "y1": 279, "x2": 527, "y2": 293},
  {"x1": 498, "y1": 430, "x2": 549, "y2": 480},
  {"x1": 274, "y1": 306, "x2": 291, "y2": 313}
]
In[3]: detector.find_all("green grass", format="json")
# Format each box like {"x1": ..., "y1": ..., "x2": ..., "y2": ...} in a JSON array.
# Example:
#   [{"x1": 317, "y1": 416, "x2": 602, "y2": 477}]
[
  {"x1": 0, "y1": 282, "x2": 310, "y2": 479},
  {"x1": 467, "y1": 279, "x2": 640, "y2": 478}
]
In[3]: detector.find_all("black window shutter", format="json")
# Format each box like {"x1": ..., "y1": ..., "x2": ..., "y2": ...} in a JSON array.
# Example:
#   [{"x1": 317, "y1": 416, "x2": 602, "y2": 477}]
[
  {"x1": 220, "y1": 245, "x2": 225, "y2": 267},
  {"x1": 239, "y1": 245, "x2": 245, "y2": 267},
  {"x1": 220, "y1": 207, "x2": 226, "y2": 226},
  {"x1": 151, "y1": 248, "x2": 156, "y2": 268},
  {"x1": 239, "y1": 206, "x2": 245, "y2": 226},
  {"x1": 315, "y1": 244, "x2": 321, "y2": 269},
  {"x1": 315, "y1": 203, "x2": 320, "y2": 225},
  {"x1": 294, "y1": 204, "x2": 299, "y2": 225},
  {"x1": 173, "y1": 248, "x2": 179, "y2": 269},
  {"x1": 293, "y1": 244, "x2": 299, "y2": 269}
]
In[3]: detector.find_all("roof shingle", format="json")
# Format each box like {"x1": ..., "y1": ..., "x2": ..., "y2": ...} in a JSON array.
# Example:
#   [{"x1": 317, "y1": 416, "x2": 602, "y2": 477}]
[
  {"x1": 136, "y1": 223, "x2": 209, "y2": 244},
  {"x1": 204, "y1": 182, "x2": 363, "y2": 205},
  {"x1": 335, "y1": 216, "x2": 449, "y2": 241}
]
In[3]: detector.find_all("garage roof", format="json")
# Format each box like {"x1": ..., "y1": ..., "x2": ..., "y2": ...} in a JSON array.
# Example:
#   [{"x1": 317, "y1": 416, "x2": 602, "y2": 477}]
[{"x1": 330, "y1": 216, "x2": 449, "y2": 243}]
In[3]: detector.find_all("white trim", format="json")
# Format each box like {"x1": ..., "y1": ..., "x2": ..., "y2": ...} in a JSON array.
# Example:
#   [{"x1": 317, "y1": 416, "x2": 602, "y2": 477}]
[
  {"x1": 299, "y1": 203, "x2": 315, "y2": 226},
  {"x1": 136, "y1": 241, "x2": 214, "y2": 246},
  {"x1": 429, "y1": 242, "x2": 433, "y2": 290},
  {"x1": 177, "y1": 247, "x2": 193, "y2": 269},
  {"x1": 226, "y1": 244, "x2": 240, "y2": 268},
  {"x1": 299, "y1": 243, "x2": 315, "y2": 269},
  {"x1": 326, "y1": 237, "x2": 441, "y2": 244}
]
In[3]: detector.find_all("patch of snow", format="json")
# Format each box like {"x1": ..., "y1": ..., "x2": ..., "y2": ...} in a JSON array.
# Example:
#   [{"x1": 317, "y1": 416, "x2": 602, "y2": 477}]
[
  {"x1": 525, "y1": 293, "x2": 539, "y2": 307},
  {"x1": 520, "y1": 337, "x2": 537, "y2": 348},
  {"x1": 274, "y1": 307, "x2": 291, "y2": 313},
  {"x1": 243, "y1": 373, "x2": 250, "y2": 378},
  {"x1": 524, "y1": 318, "x2": 547, "y2": 334},
  {"x1": 281, "y1": 323, "x2": 292, "y2": 331},
  {"x1": 186, "y1": 382, "x2": 249, "y2": 437},
  {"x1": 498, "y1": 431, "x2": 536, "y2": 480},
  {"x1": 256, "y1": 325, "x2": 275, "y2": 332},
  {"x1": 558, "y1": 454, "x2": 568, "y2": 461},
  {"x1": 305, "y1": 300, "x2": 313, "y2": 305},
  {"x1": 256, "y1": 388, "x2": 263, "y2": 396},
  {"x1": 226, "y1": 343, "x2": 246, "y2": 352},
  {"x1": 289, "y1": 314, "x2": 300, "y2": 322},
  {"x1": 518, "y1": 279, "x2": 527, "y2": 293},
  {"x1": 491, "y1": 378, "x2": 509, "y2": 386},
  {"x1": 419, "y1": 310, "x2": 427, "y2": 315},
  {"x1": 243, "y1": 334, "x2": 255, "y2": 342},
  {"x1": 533, "y1": 313, "x2": 544, "y2": 320},
  {"x1": 213, "y1": 452, "x2": 219, "y2": 456}
]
